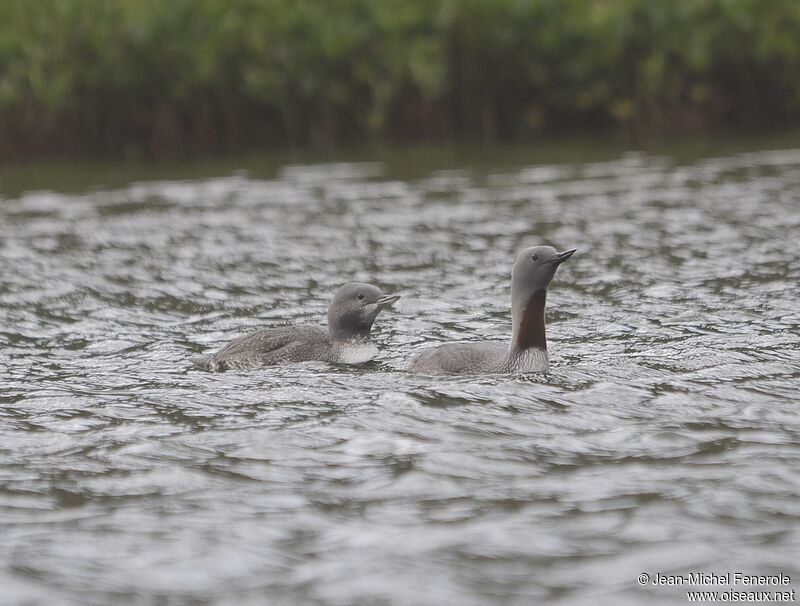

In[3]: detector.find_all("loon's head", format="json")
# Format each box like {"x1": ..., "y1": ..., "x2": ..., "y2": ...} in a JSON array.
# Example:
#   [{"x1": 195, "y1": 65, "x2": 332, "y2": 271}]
[
  {"x1": 327, "y1": 282, "x2": 399, "y2": 342},
  {"x1": 511, "y1": 246, "x2": 576, "y2": 296}
]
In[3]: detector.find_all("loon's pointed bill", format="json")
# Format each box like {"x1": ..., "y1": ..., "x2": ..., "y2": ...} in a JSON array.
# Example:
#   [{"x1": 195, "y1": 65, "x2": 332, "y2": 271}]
[
  {"x1": 376, "y1": 294, "x2": 401, "y2": 308},
  {"x1": 548, "y1": 248, "x2": 577, "y2": 265}
]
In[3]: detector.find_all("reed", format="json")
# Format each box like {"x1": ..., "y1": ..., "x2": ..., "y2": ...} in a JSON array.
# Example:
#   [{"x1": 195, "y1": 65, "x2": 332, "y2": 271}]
[{"x1": 2, "y1": 0, "x2": 799, "y2": 157}]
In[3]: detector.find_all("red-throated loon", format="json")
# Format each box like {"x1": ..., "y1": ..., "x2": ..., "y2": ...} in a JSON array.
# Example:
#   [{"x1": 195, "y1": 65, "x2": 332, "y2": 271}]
[
  {"x1": 195, "y1": 283, "x2": 399, "y2": 370},
  {"x1": 408, "y1": 246, "x2": 575, "y2": 374}
]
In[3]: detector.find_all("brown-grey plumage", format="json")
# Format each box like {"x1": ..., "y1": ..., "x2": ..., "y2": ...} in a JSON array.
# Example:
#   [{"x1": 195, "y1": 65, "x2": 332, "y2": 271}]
[
  {"x1": 408, "y1": 246, "x2": 575, "y2": 375},
  {"x1": 195, "y1": 283, "x2": 399, "y2": 371}
]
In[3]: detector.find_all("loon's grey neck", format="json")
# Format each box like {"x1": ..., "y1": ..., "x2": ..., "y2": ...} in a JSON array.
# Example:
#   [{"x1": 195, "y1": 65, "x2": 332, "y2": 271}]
[
  {"x1": 507, "y1": 288, "x2": 548, "y2": 368},
  {"x1": 330, "y1": 333, "x2": 371, "y2": 345},
  {"x1": 328, "y1": 325, "x2": 371, "y2": 343}
]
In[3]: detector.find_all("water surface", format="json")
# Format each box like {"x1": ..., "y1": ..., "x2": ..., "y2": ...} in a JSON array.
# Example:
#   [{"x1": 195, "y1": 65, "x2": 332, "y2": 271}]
[{"x1": 1, "y1": 147, "x2": 799, "y2": 605}]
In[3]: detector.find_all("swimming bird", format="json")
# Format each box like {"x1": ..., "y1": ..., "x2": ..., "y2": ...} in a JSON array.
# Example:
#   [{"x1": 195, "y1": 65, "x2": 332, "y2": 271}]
[
  {"x1": 408, "y1": 246, "x2": 575, "y2": 375},
  {"x1": 195, "y1": 283, "x2": 399, "y2": 370}
]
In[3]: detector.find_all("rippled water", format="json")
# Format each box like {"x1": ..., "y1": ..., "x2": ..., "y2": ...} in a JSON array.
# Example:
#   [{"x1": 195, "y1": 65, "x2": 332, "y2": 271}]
[{"x1": 2, "y1": 147, "x2": 799, "y2": 605}]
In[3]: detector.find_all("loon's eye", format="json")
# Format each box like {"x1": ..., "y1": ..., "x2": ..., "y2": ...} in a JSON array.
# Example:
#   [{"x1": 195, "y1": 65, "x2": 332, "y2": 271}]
[
  {"x1": 531, "y1": 254, "x2": 539, "y2": 262},
  {"x1": 357, "y1": 294, "x2": 365, "y2": 301}
]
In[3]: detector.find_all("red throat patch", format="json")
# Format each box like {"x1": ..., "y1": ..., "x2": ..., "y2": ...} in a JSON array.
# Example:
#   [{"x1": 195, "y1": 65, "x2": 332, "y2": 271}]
[{"x1": 516, "y1": 289, "x2": 547, "y2": 351}]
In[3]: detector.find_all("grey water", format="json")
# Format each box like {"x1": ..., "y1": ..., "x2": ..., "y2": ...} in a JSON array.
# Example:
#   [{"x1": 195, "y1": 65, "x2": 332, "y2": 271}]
[{"x1": 1, "y1": 145, "x2": 799, "y2": 605}]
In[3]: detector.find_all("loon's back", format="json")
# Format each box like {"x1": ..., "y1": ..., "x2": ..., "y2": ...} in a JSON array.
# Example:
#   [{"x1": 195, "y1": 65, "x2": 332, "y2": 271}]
[
  {"x1": 408, "y1": 341, "x2": 509, "y2": 375},
  {"x1": 195, "y1": 325, "x2": 331, "y2": 371}
]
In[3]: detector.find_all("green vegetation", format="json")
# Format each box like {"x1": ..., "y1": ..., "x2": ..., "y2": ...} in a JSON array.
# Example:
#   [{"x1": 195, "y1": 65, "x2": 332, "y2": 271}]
[{"x1": 2, "y1": 0, "x2": 800, "y2": 157}]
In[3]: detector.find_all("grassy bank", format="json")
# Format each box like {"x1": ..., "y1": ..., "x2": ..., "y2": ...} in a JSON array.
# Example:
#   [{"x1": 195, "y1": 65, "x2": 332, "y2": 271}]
[{"x1": 2, "y1": 0, "x2": 800, "y2": 157}]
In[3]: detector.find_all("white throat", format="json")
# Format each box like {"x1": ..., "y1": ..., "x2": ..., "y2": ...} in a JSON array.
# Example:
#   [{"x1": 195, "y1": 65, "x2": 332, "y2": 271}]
[{"x1": 335, "y1": 341, "x2": 379, "y2": 365}]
